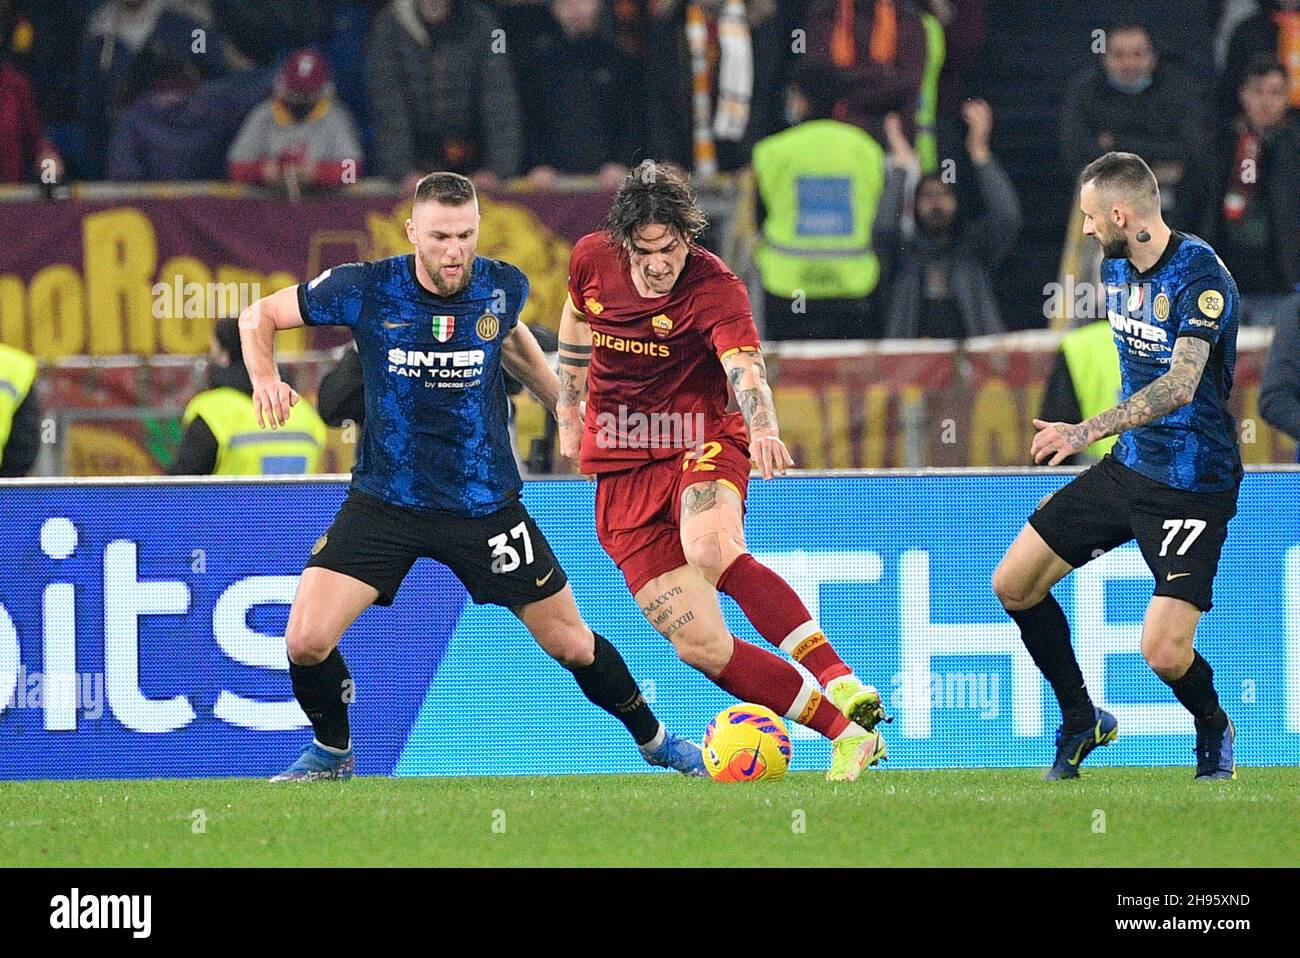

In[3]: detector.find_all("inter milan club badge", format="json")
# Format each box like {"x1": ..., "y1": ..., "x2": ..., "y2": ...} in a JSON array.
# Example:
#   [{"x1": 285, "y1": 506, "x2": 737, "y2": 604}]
[
  {"x1": 476, "y1": 311, "x2": 500, "y2": 341},
  {"x1": 431, "y1": 314, "x2": 455, "y2": 342},
  {"x1": 1154, "y1": 292, "x2": 1170, "y2": 322}
]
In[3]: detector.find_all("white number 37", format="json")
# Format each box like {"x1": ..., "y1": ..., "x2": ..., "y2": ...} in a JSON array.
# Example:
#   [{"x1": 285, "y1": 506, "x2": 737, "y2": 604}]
[
  {"x1": 1159, "y1": 519, "x2": 1206, "y2": 557},
  {"x1": 489, "y1": 522, "x2": 535, "y2": 573}
]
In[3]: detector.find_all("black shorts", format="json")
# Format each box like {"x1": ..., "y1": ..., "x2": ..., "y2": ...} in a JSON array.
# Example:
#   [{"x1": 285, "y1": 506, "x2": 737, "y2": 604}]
[
  {"x1": 305, "y1": 489, "x2": 569, "y2": 608},
  {"x1": 1028, "y1": 456, "x2": 1238, "y2": 612}
]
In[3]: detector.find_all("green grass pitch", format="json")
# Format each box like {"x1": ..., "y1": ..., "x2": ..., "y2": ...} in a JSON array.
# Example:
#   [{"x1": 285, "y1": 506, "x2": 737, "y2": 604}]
[{"x1": 2, "y1": 767, "x2": 1296, "y2": 867}]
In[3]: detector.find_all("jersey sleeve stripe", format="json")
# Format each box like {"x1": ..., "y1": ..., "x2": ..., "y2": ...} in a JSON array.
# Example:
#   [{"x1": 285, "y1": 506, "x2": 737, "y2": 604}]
[
  {"x1": 718, "y1": 345, "x2": 761, "y2": 360},
  {"x1": 296, "y1": 284, "x2": 318, "y2": 326}
]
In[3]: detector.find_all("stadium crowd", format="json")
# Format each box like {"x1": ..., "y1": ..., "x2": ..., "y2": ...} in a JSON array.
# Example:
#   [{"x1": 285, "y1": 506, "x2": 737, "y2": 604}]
[
  {"x1": 0, "y1": 0, "x2": 1298, "y2": 476},
  {"x1": 1, "y1": 3, "x2": 1298, "y2": 335}
]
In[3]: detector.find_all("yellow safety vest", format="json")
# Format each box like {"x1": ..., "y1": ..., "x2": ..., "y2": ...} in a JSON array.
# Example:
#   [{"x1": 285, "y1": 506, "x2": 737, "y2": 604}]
[
  {"x1": 915, "y1": 12, "x2": 946, "y2": 176},
  {"x1": 1061, "y1": 320, "x2": 1122, "y2": 459},
  {"x1": 182, "y1": 386, "x2": 326, "y2": 475},
  {"x1": 0, "y1": 344, "x2": 38, "y2": 470},
  {"x1": 752, "y1": 119, "x2": 885, "y2": 300}
]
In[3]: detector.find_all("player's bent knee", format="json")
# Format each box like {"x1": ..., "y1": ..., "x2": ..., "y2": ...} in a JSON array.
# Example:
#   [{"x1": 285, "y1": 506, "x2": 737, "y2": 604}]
[
  {"x1": 284, "y1": 620, "x2": 340, "y2": 666},
  {"x1": 539, "y1": 624, "x2": 595, "y2": 669},
  {"x1": 1142, "y1": 632, "x2": 1194, "y2": 679},
  {"x1": 992, "y1": 564, "x2": 1041, "y2": 611},
  {"x1": 682, "y1": 535, "x2": 728, "y2": 584},
  {"x1": 1143, "y1": 644, "x2": 1191, "y2": 680}
]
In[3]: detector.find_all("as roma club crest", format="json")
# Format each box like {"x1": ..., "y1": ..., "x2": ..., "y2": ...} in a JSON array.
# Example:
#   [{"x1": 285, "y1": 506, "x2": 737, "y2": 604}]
[
  {"x1": 651, "y1": 313, "x2": 674, "y2": 338},
  {"x1": 476, "y1": 311, "x2": 500, "y2": 341},
  {"x1": 431, "y1": 314, "x2": 455, "y2": 342}
]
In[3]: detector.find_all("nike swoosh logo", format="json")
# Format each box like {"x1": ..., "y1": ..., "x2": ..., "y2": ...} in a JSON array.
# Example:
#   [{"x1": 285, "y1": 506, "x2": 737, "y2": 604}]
[
  {"x1": 382, "y1": 321, "x2": 413, "y2": 329},
  {"x1": 1166, "y1": 572, "x2": 1192, "y2": 581},
  {"x1": 535, "y1": 567, "x2": 555, "y2": 587}
]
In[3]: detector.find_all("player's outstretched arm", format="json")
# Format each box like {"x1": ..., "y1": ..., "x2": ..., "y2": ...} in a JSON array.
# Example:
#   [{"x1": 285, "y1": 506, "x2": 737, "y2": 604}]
[
  {"x1": 722, "y1": 349, "x2": 795, "y2": 479},
  {"x1": 556, "y1": 296, "x2": 591, "y2": 461},
  {"x1": 501, "y1": 322, "x2": 559, "y2": 415},
  {"x1": 1031, "y1": 336, "x2": 1211, "y2": 465},
  {"x1": 238, "y1": 285, "x2": 306, "y2": 430}
]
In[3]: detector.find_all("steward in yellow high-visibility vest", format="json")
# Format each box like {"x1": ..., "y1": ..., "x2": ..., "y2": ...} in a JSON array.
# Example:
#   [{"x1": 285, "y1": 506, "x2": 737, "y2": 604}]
[
  {"x1": 752, "y1": 62, "x2": 884, "y2": 340},
  {"x1": 0, "y1": 343, "x2": 40, "y2": 477},
  {"x1": 169, "y1": 319, "x2": 326, "y2": 476},
  {"x1": 1039, "y1": 319, "x2": 1123, "y2": 463},
  {"x1": 914, "y1": 10, "x2": 946, "y2": 176}
]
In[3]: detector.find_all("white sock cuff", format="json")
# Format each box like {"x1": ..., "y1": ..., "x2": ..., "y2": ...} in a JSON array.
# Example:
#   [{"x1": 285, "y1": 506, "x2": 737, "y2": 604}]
[
  {"x1": 778, "y1": 620, "x2": 821, "y2": 654},
  {"x1": 784, "y1": 682, "x2": 817, "y2": 723}
]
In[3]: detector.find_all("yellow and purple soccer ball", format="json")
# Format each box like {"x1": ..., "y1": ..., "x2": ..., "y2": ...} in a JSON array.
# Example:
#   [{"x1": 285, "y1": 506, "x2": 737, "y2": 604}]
[{"x1": 702, "y1": 704, "x2": 792, "y2": 782}]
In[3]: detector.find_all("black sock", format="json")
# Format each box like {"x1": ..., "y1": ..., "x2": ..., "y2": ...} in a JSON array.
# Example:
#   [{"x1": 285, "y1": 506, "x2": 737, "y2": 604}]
[
  {"x1": 567, "y1": 632, "x2": 662, "y2": 747},
  {"x1": 1165, "y1": 651, "x2": 1225, "y2": 730},
  {"x1": 289, "y1": 648, "x2": 352, "y2": 750},
  {"x1": 1008, "y1": 593, "x2": 1094, "y2": 731}
]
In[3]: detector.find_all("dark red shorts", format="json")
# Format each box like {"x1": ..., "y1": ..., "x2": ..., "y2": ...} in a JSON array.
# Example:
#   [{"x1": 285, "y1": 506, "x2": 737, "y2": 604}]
[{"x1": 595, "y1": 435, "x2": 751, "y2": 596}]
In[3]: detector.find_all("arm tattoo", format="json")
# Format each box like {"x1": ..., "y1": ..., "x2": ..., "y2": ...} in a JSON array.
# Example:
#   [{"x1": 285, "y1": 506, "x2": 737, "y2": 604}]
[
  {"x1": 726, "y1": 355, "x2": 778, "y2": 434},
  {"x1": 557, "y1": 367, "x2": 583, "y2": 407},
  {"x1": 1080, "y1": 336, "x2": 1210, "y2": 444}
]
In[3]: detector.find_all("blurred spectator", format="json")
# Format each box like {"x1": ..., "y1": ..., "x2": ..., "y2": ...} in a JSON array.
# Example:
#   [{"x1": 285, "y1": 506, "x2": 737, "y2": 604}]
[
  {"x1": 366, "y1": 0, "x2": 522, "y2": 192},
  {"x1": 1037, "y1": 319, "x2": 1121, "y2": 466},
  {"x1": 318, "y1": 344, "x2": 365, "y2": 428},
  {"x1": 0, "y1": 342, "x2": 40, "y2": 478},
  {"x1": 877, "y1": 100, "x2": 1021, "y2": 339},
  {"x1": 805, "y1": 0, "x2": 931, "y2": 148},
  {"x1": 522, "y1": 0, "x2": 637, "y2": 190},
  {"x1": 926, "y1": 0, "x2": 985, "y2": 166},
  {"x1": 209, "y1": 0, "x2": 334, "y2": 68},
  {"x1": 169, "y1": 318, "x2": 326, "y2": 476},
  {"x1": 643, "y1": 0, "x2": 786, "y2": 175},
  {"x1": 911, "y1": 0, "x2": 947, "y2": 173},
  {"x1": 1259, "y1": 302, "x2": 1300, "y2": 457},
  {"x1": 105, "y1": 44, "x2": 270, "y2": 180},
  {"x1": 77, "y1": 0, "x2": 229, "y2": 180},
  {"x1": 1222, "y1": 1, "x2": 1300, "y2": 120},
  {"x1": 227, "y1": 49, "x2": 362, "y2": 192},
  {"x1": 494, "y1": 0, "x2": 560, "y2": 81},
  {"x1": 609, "y1": 0, "x2": 649, "y2": 56},
  {"x1": 1059, "y1": 21, "x2": 1201, "y2": 212},
  {"x1": 1182, "y1": 56, "x2": 1300, "y2": 327},
  {"x1": 751, "y1": 61, "x2": 886, "y2": 340},
  {"x1": 0, "y1": 34, "x2": 63, "y2": 183},
  {"x1": 0, "y1": 1, "x2": 86, "y2": 132}
]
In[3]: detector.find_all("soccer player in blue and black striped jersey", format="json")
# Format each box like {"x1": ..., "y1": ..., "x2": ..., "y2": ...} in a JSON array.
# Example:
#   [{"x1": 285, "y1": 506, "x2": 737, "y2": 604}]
[
  {"x1": 238, "y1": 172, "x2": 705, "y2": 780},
  {"x1": 994, "y1": 152, "x2": 1240, "y2": 781}
]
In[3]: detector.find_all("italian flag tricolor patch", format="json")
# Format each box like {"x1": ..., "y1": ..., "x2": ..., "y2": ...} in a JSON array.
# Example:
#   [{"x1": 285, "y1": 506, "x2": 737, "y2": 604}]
[{"x1": 431, "y1": 315, "x2": 455, "y2": 342}]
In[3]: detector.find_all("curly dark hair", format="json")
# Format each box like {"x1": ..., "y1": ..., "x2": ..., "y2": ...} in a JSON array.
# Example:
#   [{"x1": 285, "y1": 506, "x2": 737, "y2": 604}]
[{"x1": 603, "y1": 160, "x2": 709, "y2": 249}]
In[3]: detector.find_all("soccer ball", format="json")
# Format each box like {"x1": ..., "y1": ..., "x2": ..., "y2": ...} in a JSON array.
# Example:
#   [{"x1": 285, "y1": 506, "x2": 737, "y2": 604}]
[{"x1": 702, "y1": 704, "x2": 792, "y2": 782}]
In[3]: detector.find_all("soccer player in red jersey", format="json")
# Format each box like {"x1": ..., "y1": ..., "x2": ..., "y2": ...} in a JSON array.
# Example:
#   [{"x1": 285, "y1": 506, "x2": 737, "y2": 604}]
[{"x1": 556, "y1": 162, "x2": 889, "y2": 780}]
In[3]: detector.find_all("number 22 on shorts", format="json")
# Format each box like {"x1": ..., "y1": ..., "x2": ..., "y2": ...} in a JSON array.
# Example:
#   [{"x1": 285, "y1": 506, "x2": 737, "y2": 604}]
[{"x1": 682, "y1": 440, "x2": 722, "y2": 472}]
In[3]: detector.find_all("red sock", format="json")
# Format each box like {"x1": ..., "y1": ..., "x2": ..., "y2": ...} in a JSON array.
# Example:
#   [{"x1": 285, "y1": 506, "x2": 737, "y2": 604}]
[
  {"x1": 715, "y1": 637, "x2": 850, "y2": 740},
  {"x1": 716, "y1": 554, "x2": 852, "y2": 687}
]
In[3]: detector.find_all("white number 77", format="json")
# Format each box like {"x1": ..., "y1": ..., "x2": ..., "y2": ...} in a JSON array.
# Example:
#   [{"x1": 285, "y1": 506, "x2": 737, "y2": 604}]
[{"x1": 1159, "y1": 519, "x2": 1206, "y2": 557}]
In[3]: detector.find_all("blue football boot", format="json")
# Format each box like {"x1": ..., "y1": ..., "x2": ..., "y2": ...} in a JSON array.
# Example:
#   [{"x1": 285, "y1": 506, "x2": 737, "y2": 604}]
[{"x1": 1045, "y1": 709, "x2": 1118, "y2": 780}]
